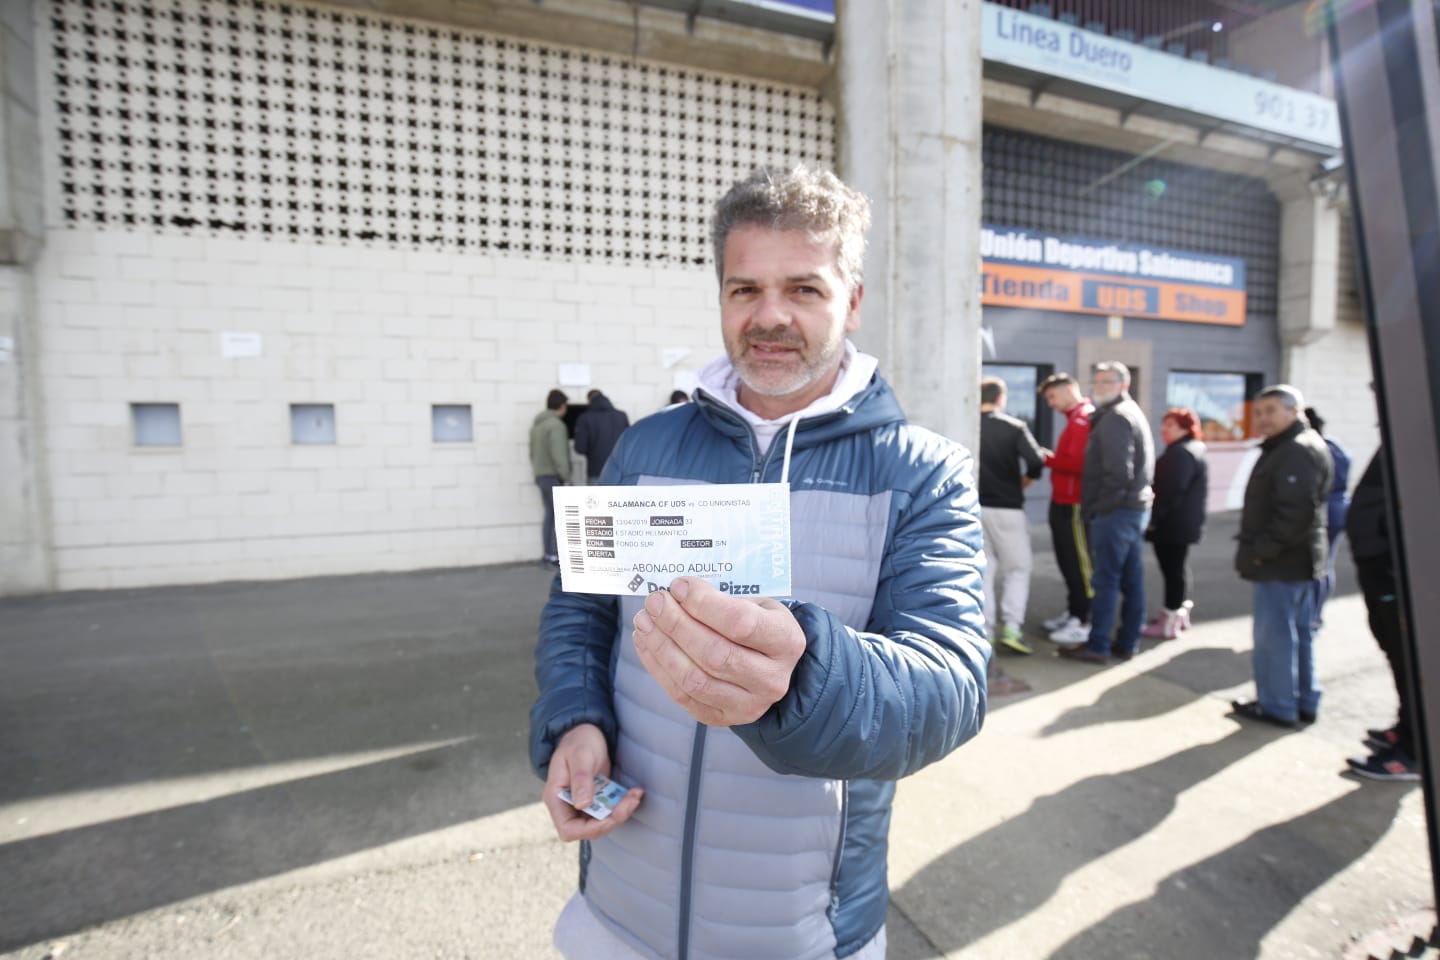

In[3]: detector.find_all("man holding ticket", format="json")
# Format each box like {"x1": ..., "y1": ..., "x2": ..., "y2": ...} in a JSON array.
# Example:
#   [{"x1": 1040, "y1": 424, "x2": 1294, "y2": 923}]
[{"x1": 530, "y1": 166, "x2": 989, "y2": 960}]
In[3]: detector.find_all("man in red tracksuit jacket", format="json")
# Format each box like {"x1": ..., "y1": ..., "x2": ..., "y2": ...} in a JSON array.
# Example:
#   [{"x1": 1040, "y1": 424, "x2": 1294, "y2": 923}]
[{"x1": 1039, "y1": 373, "x2": 1095, "y2": 645}]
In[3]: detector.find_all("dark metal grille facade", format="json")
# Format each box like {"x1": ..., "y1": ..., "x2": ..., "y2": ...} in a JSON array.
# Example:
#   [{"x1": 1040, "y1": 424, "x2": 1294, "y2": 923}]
[
  {"x1": 983, "y1": 125, "x2": 1281, "y2": 319},
  {"x1": 46, "y1": 0, "x2": 835, "y2": 266}
]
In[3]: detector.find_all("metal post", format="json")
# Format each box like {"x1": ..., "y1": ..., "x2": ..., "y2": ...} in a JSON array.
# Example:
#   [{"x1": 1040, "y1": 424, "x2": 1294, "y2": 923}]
[{"x1": 1327, "y1": 0, "x2": 1440, "y2": 913}]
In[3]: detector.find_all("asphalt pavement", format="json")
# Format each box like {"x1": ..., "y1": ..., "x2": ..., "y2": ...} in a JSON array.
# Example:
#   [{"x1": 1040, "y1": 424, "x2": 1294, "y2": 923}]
[{"x1": 0, "y1": 512, "x2": 1432, "y2": 959}]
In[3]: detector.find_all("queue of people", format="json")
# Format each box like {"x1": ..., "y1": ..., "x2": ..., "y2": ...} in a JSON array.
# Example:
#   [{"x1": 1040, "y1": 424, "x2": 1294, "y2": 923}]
[{"x1": 976, "y1": 370, "x2": 1409, "y2": 782}]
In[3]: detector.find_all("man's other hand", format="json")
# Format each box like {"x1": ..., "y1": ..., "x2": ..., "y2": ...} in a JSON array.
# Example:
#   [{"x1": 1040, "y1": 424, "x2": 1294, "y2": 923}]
[
  {"x1": 631, "y1": 576, "x2": 807, "y2": 727},
  {"x1": 542, "y1": 724, "x2": 643, "y2": 842}
]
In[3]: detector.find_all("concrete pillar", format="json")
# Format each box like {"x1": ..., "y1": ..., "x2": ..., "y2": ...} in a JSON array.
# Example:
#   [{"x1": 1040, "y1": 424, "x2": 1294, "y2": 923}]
[
  {"x1": 0, "y1": 0, "x2": 51, "y2": 595},
  {"x1": 1270, "y1": 171, "x2": 1341, "y2": 381},
  {"x1": 835, "y1": 0, "x2": 984, "y2": 451}
]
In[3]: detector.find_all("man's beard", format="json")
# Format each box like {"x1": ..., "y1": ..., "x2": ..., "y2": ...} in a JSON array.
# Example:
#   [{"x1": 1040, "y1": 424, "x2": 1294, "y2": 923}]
[{"x1": 728, "y1": 327, "x2": 845, "y2": 399}]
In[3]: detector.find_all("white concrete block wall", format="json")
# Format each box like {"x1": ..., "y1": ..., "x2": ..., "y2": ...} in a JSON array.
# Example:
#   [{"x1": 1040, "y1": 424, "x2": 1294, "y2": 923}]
[
  {"x1": 1288, "y1": 209, "x2": 1379, "y2": 488},
  {"x1": 35, "y1": 230, "x2": 723, "y2": 589},
  {"x1": 29, "y1": 0, "x2": 834, "y2": 589},
  {"x1": 1287, "y1": 310, "x2": 1379, "y2": 489}
]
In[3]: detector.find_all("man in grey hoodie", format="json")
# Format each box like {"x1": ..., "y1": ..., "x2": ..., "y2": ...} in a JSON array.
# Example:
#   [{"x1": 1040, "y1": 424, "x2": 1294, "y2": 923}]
[{"x1": 1059, "y1": 361, "x2": 1154, "y2": 664}]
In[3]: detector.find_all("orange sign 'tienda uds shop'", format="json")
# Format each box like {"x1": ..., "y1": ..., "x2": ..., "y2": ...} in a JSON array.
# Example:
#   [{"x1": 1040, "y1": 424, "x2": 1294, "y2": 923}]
[{"x1": 980, "y1": 226, "x2": 1248, "y2": 326}]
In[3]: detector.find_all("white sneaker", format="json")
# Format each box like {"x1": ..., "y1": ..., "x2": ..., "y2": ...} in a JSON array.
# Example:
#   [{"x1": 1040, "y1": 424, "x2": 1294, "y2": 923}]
[
  {"x1": 1041, "y1": 611, "x2": 1073, "y2": 632},
  {"x1": 1049, "y1": 618, "x2": 1090, "y2": 646},
  {"x1": 1046, "y1": 615, "x2": 1080, "y2": 636}
]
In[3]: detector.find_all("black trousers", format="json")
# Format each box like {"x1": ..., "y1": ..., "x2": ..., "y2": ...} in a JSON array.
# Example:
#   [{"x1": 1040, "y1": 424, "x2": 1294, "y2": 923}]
[
  {"x1": 1048, "y1": 502, "x2": 1092, "y2": 621},
  {"x1": 1152, "y1": 540, "x2": 1191, "y2": 611},
  {"x1": 1355, "y1": 553, "x2": 1414, "y2": 757}
]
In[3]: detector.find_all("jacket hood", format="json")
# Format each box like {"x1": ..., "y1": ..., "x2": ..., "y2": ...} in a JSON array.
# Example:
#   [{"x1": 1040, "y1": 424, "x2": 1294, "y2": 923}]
[
  {"x1": 586, "y1": 394, "x2": 614, "y2": 412},
  {"x1": 694, "y1": 372, "x2": 906, "y2": 449},
  {"x1": 533, "y1": 409, "x2": 561, "y2": 426},
  {"x1": 692, "y1": 347, "x2": 904, "y2": 452}
]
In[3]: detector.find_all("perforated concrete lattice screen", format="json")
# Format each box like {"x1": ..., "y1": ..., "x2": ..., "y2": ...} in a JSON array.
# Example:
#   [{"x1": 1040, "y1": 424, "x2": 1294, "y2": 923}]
[{"x1": 47, "y1": 0, "x2": 836, "y2": 265}]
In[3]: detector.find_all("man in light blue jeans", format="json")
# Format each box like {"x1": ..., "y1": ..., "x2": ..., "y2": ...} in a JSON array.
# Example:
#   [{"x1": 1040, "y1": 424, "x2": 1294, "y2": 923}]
[
  {"x1": 1251, "y1": 581, "x2": 1318, "y2": 722},
  {"x1": 1059, "y1": 361, "x2": 1154, "y2": 664},
  {"x1": 1230, "y1": 385, "x2": 1333, "y2": 728}
]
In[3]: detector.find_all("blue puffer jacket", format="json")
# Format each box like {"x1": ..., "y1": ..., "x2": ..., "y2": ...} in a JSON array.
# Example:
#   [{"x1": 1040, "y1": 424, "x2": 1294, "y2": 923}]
[{"x1": 530, "y1": 372, "x2": 989, "y2": 960}]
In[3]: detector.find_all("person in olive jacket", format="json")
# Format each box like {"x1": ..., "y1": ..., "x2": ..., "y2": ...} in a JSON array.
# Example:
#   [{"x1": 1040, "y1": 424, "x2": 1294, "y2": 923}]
[
  {"x1": 529, "y1": 389, "x2": 571, "y2": 566},
  {"x1": 1230, "y1": 385, "x2": 1333, "y2": 729},
  {"x1": 1142, "y1": 408, "x2": 1208, "y2": 640}
]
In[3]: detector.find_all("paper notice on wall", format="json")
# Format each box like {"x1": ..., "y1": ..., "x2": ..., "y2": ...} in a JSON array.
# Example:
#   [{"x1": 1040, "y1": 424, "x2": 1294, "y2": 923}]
[
  {"x1": 221, "y1": 331, "x2": 263, "y2": 357},
  {"x1": 661, "y1": 347, "x2": 690, "y2": 369},
  {"x1": 558, "y1": 363, "x2": 591, "y2": 387}
]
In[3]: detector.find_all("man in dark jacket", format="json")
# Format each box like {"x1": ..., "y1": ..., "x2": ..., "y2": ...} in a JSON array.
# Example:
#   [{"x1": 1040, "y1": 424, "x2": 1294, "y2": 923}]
[
  {"x1": 1343, "y1": 447, "x2": 1419, "y2": 779},
  {"x1": 1229, "y1": 385, "x2": 1333, "y2": 729},
  {"x1": 1059, "y1": 361, "x2": 1153, "y2": 664},
  {"x1": 978, "y1": 376, "x2": 1048, "y2": 655},
  {"x1": 573, "y1": 389, "x2": 630, "y2": 481}
]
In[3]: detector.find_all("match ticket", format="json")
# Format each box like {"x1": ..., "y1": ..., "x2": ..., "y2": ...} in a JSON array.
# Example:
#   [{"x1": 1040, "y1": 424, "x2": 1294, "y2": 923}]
[
  {"x1": 552, "y1": 483, "x2": 791, "y2": 598},
  {"x1": 559, "y1": 774, "x2": 629, "y2": 821}
]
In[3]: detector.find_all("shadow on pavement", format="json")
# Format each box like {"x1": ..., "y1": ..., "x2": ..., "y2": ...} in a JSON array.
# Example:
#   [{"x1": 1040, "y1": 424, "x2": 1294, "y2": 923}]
[
  {"x1": 0, "y1": 563, "x2": 553, "y2": 803},
  {"x1": 0, "y1": 562, "x2": 559, "y2": 950},
  {"x1": 1142, "y1": 643, "x2": 1258, "y2": 695},
  {"x1": 895, "y1": 727, "x2": 1262, "y2": 951},
  {"x1": 1047, "y1": 780, "x2": 1414, "y2": 959},
  {"x1": 996, "y1": 510, "x2": 1359, "y2": 717},
  {"x1": 0, "y1": 735, "x2": 531, "y2": 952},
  {"x1": 1041, "y1": 645, "x2": 1256, "y2": 736}
]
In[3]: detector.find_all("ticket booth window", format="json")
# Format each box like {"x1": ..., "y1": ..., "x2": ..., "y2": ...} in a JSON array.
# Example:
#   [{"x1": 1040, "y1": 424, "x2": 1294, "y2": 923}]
[{"x1": 1166, "y1": 371, "x2": 1265, "y2": 442}]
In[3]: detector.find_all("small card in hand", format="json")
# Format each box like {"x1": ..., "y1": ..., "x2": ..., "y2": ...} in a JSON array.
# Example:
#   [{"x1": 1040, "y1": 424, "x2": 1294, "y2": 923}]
[{"x1": 559, "y1": 774, "x2": 629, "y2": 821}]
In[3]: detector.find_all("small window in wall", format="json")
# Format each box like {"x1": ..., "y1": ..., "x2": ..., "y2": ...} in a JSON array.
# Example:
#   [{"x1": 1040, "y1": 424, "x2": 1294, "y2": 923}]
[
  {"x1": 1166, "y1": 371, "x2": 1265, "y2": 442},
  {"x1": 432, "y1": 404, "x2": 473, "y2": 443},
  {"x1": 132, "y1": 403, "x2": 181, "y2": 447},
  {"x1": 982, "y1": 362, "x2": 1055, "y2": 447},
  {"x1": 291, "y1": 404, "x2": 337, "y2": 445}
]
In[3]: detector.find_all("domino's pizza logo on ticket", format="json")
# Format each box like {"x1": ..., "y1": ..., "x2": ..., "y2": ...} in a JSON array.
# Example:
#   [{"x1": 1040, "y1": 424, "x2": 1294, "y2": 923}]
[{"x1": 552, "y1": 483, "x2": 791, "y2": 598}]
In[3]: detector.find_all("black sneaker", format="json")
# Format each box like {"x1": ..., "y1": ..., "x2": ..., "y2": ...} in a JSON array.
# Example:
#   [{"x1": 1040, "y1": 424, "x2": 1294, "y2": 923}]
[
  {"x1": 1229, "y1": 699, "x2": 1298, "y2": 730},
  {"x1": 1365, "y1": 726, "x2": 1401, "y2": 751},
  {"x1": 1347, "y1": 747, "x2": 1420, "y2": 782}
]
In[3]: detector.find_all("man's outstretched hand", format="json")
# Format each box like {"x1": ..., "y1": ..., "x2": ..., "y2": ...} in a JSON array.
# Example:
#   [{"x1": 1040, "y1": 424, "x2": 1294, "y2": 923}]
[
  {"x1": 631, "y1": 577, "x2": 806, "y2": 727},
  {"x1": 542, "y1": 723, "x2": 643, "y2": 842}
]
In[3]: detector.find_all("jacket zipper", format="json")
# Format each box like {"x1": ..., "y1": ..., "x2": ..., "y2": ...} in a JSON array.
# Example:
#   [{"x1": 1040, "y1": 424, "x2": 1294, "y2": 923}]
[
  {"x1": 678, "y1": 415, "x2": 768, "y2": 959},
  {"x1": 677, "y1": 723, "x2": 708, "y2": 960},
  {"x1": 680, "y1": 418, "x2": 762, "y2": 959},
  {"x1": 828, "y1": 781, "x2": 849, "y2": 924},
  {"x1": 676, "y1": 398, "x2": 856, "y2": 955}
]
